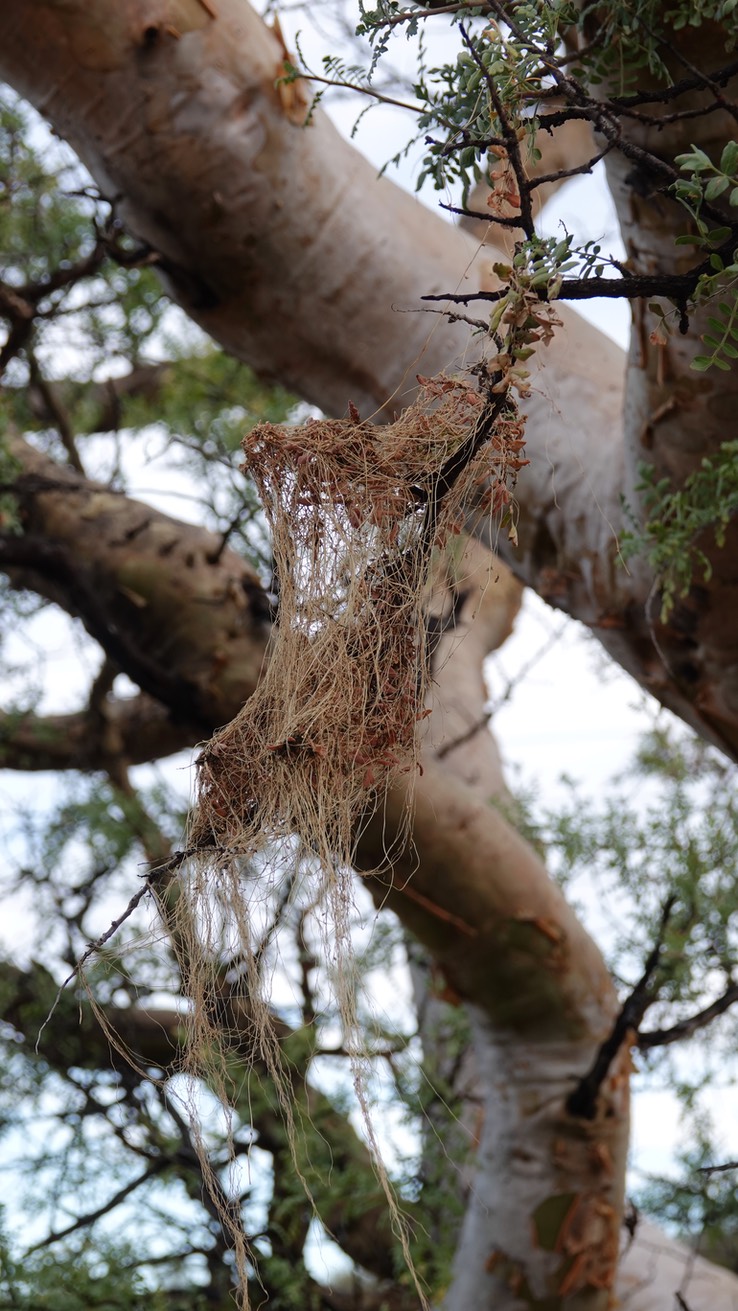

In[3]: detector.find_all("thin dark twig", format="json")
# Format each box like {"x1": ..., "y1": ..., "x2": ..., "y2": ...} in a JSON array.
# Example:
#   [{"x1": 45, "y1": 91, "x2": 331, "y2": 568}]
[
  {"x1": 638, "y1": 980, "x2": 738, "y2": 1050},
  {"x1": 419, "y1": 380, "x2": 509, "y2": 553},
  {"x1": 28, "y1": 353, "x2": 85, "y2": 475},
  {"x1": 636, "y1": 16, "x2": 738, "y2": 125},
  {"x1": 378, "y1": 2, "x2": 489, "y2": 29},
  {"x1": 421, "y1": 222, "x2": 738, "y2": 308},
  {"x1": 436, "y1": 710, "x2": 492, "y2": 758},
  {"x1": 459, "y1": 21, "x2": 536, "y2": 238},
  {"x1": 528, "y1": 142, "x2": 612, "y2": 189},
  {"x1": 566, "y1": 895, "x2": 676, "y2": 1120},
  {"x1": 23, "y1": 1162, "x2": 166, "y2": 1254},
  {"x1": 604, "y1": 58, "x2": 738, "y2": 108},
  {"x1": 440, "y1": 201, "x2": 524, "y2": 228},
  {"x1": 34, "y1": 845, "x2": 201, "y2": 1054}
]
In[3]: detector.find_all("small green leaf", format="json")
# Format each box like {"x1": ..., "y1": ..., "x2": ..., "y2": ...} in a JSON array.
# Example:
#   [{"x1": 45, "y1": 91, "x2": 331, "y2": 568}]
[
  {"x1": 705, "y1": 176, "x2": 730, "y2": 202},
  {"x1": 676, "y1": 147, "x2": 712, "y2": 172},
  {"x1": 706, "y1": 226, "x2": 732, "y2": 245},
  {"x1": 720, "y1": 141, "x2": 738, "y2": 175}
]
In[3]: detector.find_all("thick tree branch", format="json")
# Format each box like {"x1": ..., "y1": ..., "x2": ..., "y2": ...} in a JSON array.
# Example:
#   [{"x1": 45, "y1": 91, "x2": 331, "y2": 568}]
[
  {"x1": 2, "y1": 433, "x2": 272, "y2": 729},
  {"x1": 0, "y1": 696, "x2": 194, "y2": 772},
  {"x1": 1, "y1": 532, "x2": 210, "y2": 721}
]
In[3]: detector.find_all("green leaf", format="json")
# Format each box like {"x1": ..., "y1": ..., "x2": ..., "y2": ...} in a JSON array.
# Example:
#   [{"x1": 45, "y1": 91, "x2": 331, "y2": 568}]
[
  {"x1": 676, "y1": 147, "x2": 712, "y2": 172},
  {"x1": 705, "y1": 176, "x2": 730, "y2": 202},
  {"x1": 706, "y1": 226, "x2": 732, "y2": 245},
  {"x1": 720, "y1": 141, "x2": 738, "y2": 175}
]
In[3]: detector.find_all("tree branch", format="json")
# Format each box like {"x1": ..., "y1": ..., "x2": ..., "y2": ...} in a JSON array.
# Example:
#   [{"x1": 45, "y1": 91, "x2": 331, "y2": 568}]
[
  {"x1": 0, "y1": 533, "x2": 209, "y2": 722},
  {"x1": 23, "y1": 1162, "x2": 167, "y2": 1255},
  {"x1": 2, "y1": 433, "x2": 273, "y2": 730},
  {"x1": 638, "y1": 980, "x2": 738, "y2": 1050},
  {"x1": 566, "y1": 897, "x2": 676, "y2": 1120},
  {"x1": 0, "y1": 696, "x2": 199, "y2": 771}
]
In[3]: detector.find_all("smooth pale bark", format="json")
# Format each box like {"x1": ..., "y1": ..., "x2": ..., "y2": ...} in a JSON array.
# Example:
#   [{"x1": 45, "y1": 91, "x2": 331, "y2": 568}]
[
  {"x1": 618, "y1": 1220, "x2": 738, "y2": 1311},
  {"x1": 401, "y1": 547, "x2": 738, "y2": 1310},
  {"x1": 358, "y1": 750, "x2": 628, "y2": 1306},
  {"x1": 3, "y1": 1, "x2": 738, "y2": 755},
  {"x1": 0, "y1": 0, "x2": 479, "y2": 418},
  {"x1": 2, "y1": 474, "x2": 737, "y2": 1305}
]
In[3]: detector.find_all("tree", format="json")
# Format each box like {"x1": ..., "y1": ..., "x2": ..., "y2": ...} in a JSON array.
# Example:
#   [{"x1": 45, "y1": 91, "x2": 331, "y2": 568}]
[{"x1": 1, "y1": 1, "x2": 738, "y2": 1309}]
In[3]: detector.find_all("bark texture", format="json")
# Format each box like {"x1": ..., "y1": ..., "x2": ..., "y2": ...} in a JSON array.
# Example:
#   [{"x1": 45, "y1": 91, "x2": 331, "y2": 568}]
[
  {"x1": 1, "y1": 4, "x2": 738, "y2": 1310},
  {"x1": 3, "y1": 1, "x2": 738, "y2": 757},
  {"x1": 4, "y1": 432, "x2": 271, "y2": 729}
]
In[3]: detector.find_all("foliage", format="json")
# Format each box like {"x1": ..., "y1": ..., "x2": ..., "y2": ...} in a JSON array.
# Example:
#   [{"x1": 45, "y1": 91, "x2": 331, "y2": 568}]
[
  {"x1": 284, "y1": 0, "x2": 738, "y2": 375},
  {"x1": 526, "y1": 721, "x2": 738, "y2": 1072},
  {"x1": 516, "y1": 723, "x2": 738, "y2": 1248},
  {"x1": 621, "y1": 444, "x2": 738, "y2": 618},
  {"x1": 637, "y1": 1124, "x2": 738, "y2": 1273},
  {"x1": 664, "y1": 142, "x2": 738, "y2": 372},
  {"x1": 282, "y1": 2, "x2": 738, "y2": 617},
  {"x1": 0, "y1": 1222, "x2": 172, "y2": 1311}
]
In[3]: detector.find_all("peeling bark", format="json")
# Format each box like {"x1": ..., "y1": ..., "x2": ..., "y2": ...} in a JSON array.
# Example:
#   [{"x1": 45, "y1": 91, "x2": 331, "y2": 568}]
[
  {"x1": 599, "y1": 29, "x2": 738, "y2": 750},
  {"x1": 445, "y1": 1021, "x2": 629, "y2": 1311}
]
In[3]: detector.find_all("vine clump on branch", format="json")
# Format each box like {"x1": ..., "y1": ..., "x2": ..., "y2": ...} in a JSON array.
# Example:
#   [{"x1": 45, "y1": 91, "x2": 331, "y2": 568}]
[{"x1": 192, "y1": 371, "x2": 525, "y2": 866}]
